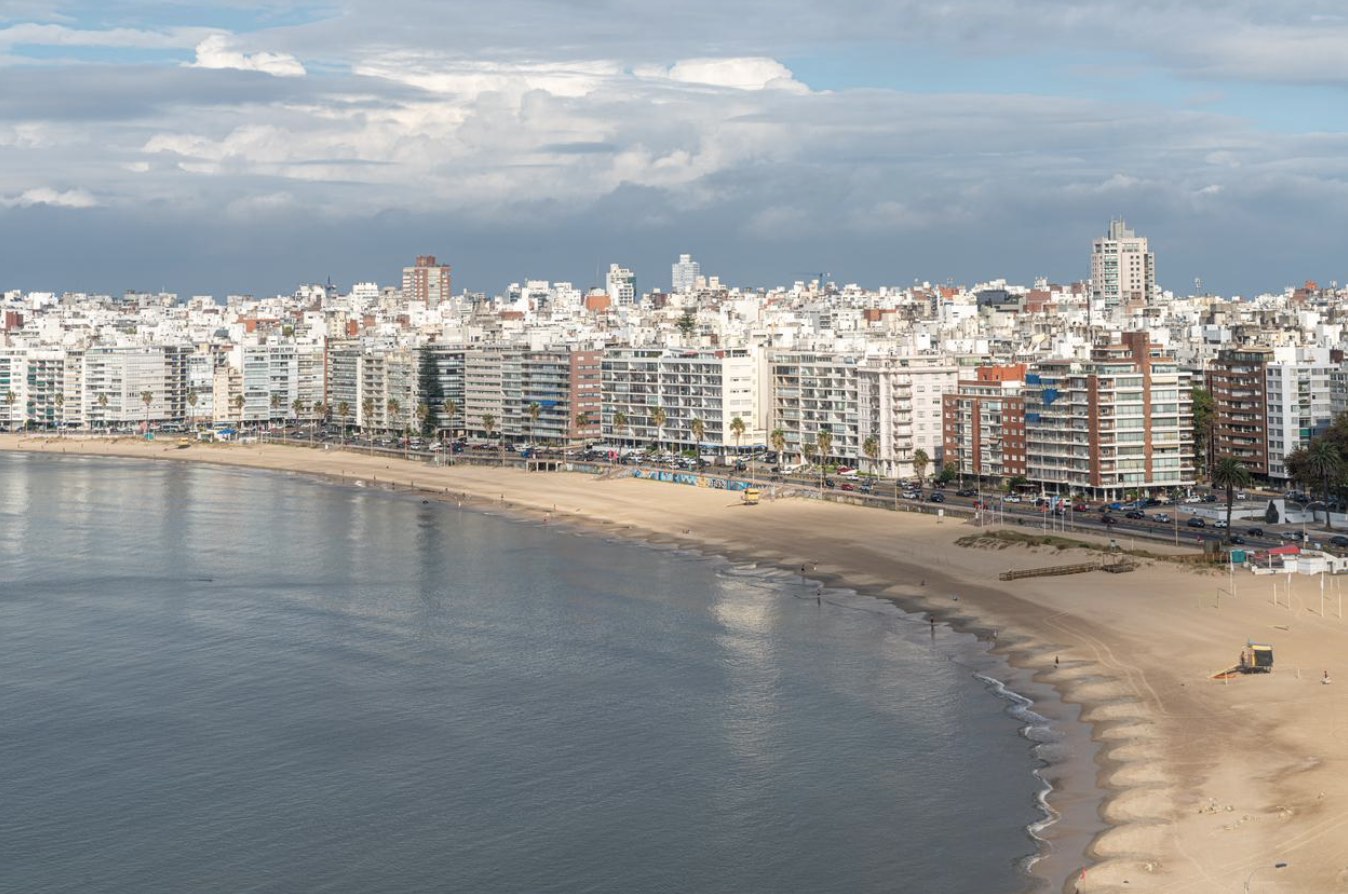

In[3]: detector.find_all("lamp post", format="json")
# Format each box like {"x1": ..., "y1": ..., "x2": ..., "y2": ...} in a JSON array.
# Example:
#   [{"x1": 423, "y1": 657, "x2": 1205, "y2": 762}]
[{"x1": 1243, "y1": 861, "x2": 1288, "y2": 892}]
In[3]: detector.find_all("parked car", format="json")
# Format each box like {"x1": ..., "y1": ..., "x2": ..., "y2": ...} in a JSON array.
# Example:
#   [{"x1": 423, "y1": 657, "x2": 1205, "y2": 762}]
[
  {"x1": 1331, "y1": 535, "x2": 1348, "y2": 548},
  {"x1": 1203, "y1": 494, "x2": 1218, "y2": 503},
  {"x1": 1186, "y1": 518, "x2": 1207, "y2": 528}
]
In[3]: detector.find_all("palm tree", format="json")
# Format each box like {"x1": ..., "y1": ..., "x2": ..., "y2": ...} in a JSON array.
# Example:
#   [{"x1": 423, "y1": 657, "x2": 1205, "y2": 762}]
[
  {"x1": 53, "y1": 392, "x2": 64, "y2": 436},
  {"x1": 862, "y1": 434, "x2": 880, "y2": 476},
  {"x1": 690, "y1": 417, "x2": 705, "y2": 460},
  {"x1": 186, "y1": 390, "x2": 199, "y2": 430},
  {"x1": 232, "y1": 394, "x2": 245, "y2": 431},
  {"x1": 5, "y1": 390, "x2": 16, "y2": 432},
  {"x1": 575, "y1": 411, "x2": 592, "y2": 453},
  {"x1": 337, "y1": 400, "x2": 351, "y2": 444},
  {"x1": 141, "y1": 390, "x2": 154, "y2": 434},
  {"x1": 527, "y1": 401, "x2": 542, "y2": 448},
  {"x1": 729, "y1": 415, "x2": 747, "y2": 479},
  {"x1": 612, "y1": 409, "x2": 628, "y2": 447},
  {"x1": 361, "y1": 396, "x2": 377, "y2": 444},
  {"x1": 441, "y1": 397, "x2": 458, "y2": 462},
  {"x1": 292, "y1": 397, "x2": 305, "y2": 434},
  {"x1": 269, "y1": 393, "x2": 281, "y2": 428},
  {"x1": 816, "y1": 430, "x2": 834, "y2": 492},
  {"x1": 481, "y1": 412, "x2": 499, "y2": 465},
  {"x1": 651, "y1": 406, "x2": 668, "y2": 453},
  {"x1": 912, "y1": 447, "x2": 930, "y2": 490},
  {"x1": 310, "y1": 401, "x2": 324, "y2": 446},
  {"x1": 97, "y1": 392, "x2": 109, "y2": 432},
  {"x1": 770, "y1": 427, "x2": 786, "y2": 469},
  {"x1": 387, "y1": 398, "x2": 403, "y2": 456},
  {"x1": 1210, "y1": 456, "x2": 1253, "y2": 542},
  {"x1": 1304, "y1": 440, "x2": 1344, "y2": 531}
]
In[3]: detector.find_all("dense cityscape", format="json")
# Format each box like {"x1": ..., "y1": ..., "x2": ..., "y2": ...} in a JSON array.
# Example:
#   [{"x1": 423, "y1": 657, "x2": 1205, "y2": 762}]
[{"x1": 1, "y1": 219, "x2": 1336, "y2": 500}]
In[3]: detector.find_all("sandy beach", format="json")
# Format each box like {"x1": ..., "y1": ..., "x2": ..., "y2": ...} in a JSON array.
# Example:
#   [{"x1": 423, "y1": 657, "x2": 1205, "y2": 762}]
[{"x1": 6, "y1": 434, "x2": 1344, "y2": 893}]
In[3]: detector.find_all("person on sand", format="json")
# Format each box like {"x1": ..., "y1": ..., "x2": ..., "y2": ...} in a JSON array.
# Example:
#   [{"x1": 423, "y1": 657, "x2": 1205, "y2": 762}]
[{"x1": 1324, "y1": 670, "x2": 1332, "y2": 685}]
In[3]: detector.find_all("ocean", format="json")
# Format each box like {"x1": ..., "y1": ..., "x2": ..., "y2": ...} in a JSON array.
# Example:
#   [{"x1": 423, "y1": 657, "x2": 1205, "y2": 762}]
[{"x1": 0, "y1": 453, "x2": 1053, "y2": 893}]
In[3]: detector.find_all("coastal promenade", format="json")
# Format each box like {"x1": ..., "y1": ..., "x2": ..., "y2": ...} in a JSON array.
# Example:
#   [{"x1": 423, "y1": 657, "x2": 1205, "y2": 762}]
[{"x1": 5, "y1": 434, "x2": 1344, "y2": 893}]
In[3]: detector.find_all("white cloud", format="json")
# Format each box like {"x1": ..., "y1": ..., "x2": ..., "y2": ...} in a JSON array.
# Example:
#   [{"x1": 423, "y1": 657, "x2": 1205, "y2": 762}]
[
  {"x1": 190, "y1": 34, "x2": 305, "y2": 78},
  {"x1": 1, "y1": 187, "x2": 98, "y2": 208},
  {"x1": 643, "y1": 57, "x2": 810, "y2": 93},
  {"x1": 0, "y1": 23, "x2": 214, "y2": 51}
]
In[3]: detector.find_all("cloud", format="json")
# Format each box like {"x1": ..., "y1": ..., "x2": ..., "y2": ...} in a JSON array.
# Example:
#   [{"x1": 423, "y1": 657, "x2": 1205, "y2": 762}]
[
  {"x1": 0, "y1": 22, "x2": 214, "y2": 51},
  {"x1": 190, "y1": 34, "x2": 305, "y2": 78},
  {"x1": 1, "y1": 187, "x2": 98, "y2": 208},
  {"x1": 645, "y1": 58, "x2": 809, "y2": 93}
]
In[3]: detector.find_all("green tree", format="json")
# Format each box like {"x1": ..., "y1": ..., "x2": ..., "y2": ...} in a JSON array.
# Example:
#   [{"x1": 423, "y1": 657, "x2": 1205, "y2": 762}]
[
  {"x1": 612, "y1": 409, "x2": 629, "y2": 446},
  {"x1": 1304, "y1": 439, "x2": 1344, "y2": 531},
  {"x1": 269, "y1": 393, "x2": 281, "y2": 424},
  {"x1": 232, "y1": 394, "x2": 245, "y2": 431},
  {"x1": 527, "y1": 401, "x2": 542, "y2": 447},
  {"x1": 651, "y1": 406, "x2": 667, "y2": 452},
  {"x1": 292, "y1": 397, "x2": 305, "y2": 430},
  {"x1": 337, "y1": 400, "x2": 351, "y2": 443},
  {"x1": 676, "y1": 308, "x2": 696, "y2": 338},
  {"x1": 690, "y1": 417, "x2": 705, "y2": 453},
  {"x1": 53, "y1": 392, "x2": 64, "y2": 435},
  {"x1": 1191, "y1": 386, "x2": 1215, "y2": 478},
  {"x1": 912, "y1": 447, "x2": 929, "y2": 487},
  {"x1": 141, "y1": 390, "x2": 154, "y2": 433},
  {"x1": 5, "y1": 390, "x2": 16, "y2": 432},
  {"x1": 769, "y1": 428, "x2": 786, "y2": 466},
  {"x1": 575, "y1": 410, "x2": 592, "y2": 449},
  {"x1": 1210, "y1": 456, "x2": 1253, "y2": 541},
  {"x1": 730, "y1": 415, "x2": 747, "y2": 479},
  {"x1": 816, "y1": 430, "x2": 834, "y2": 492},
  {"x1": 97, "y1": 392, "x2": 109, "y2": 432},
  {"x1": 862, "y1": 434, "x2": 880, "y2": 476},
  {"x1": 442, "y1": 397, "x2": 458, "y2": 439},
  {"x1": 481, "y1": 412, "x2": 500, "y2": 465},
  {"x1": 361, "y1": 397, "x2": 376, "y2": 442},
  {"x1": 186, "y1": 390, "x2": 199, "y2": 430}
]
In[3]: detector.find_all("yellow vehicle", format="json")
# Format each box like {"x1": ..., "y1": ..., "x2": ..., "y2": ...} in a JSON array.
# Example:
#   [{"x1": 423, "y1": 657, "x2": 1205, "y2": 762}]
[
  {"x1": 741, "y1": 488, "x2": 761, "y2": 505},
  {"x1": 176, "y1": 437, "x2": 192, "y2": 449}
]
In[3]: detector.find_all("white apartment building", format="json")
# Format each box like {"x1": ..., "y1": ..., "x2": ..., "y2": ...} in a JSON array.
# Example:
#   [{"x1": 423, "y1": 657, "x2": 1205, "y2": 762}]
[
  {"x1": 1091, "y1": 219, "x2": 1155, "y2": 311},
  {"x1": 857, "y1": 355, "x2": 959, "y2": 478},
  {"x1": 1266, "y1": 347, "x2": 1334, "y2": 479},
  {"x1": 671, "y1": 254, "x2": 700, "y2": 294},
  {"x1": 606, "y1": 264, "x2": 636, "y2": 306},
  {"x1": 769, "y1": 352, "x2": 861, "y2": 464},
  {"x1": 603, "y1": 348, "x2": 765, "y2": 453},
  {"x1": 82, "y1": 345, "x2": 190, "y2": 429}
]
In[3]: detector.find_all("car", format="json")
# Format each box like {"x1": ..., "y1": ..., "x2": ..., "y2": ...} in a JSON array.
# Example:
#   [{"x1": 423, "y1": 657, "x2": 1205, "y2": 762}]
[
  {"x1": 928, "y1": 492, "x2": 946, "y2": 503},
  {"x1": 1101, "y1": 515, "x2": 1118, "y2": 525},
  {"x1": 1332, "y1": 535, "x2": 1348, "y2": 548},
  {"x1": 1183, "y1": 495, "x2": 1202, "y2": 504},
  {"x1": 1246, "y1": 527, "x2": 1264, "y2": 537},
  {"x1": 901, "y1": 490, "x2": 920, "y2": 500},
  {"x1": 1002, "y1": 494, "x2": 1021, "y2": 503},
  {"x1": 1073, "y1": 502, "x2": 1089, "y2": 512},
  {"x1": 1125, "y1": 510, "x2": 1146, "y2": 520},
  {"x1": 1229, "y1": 535, "x2": 1247, "y2": 545},
  {"x1": 840, "y1": 482, "x2": 857, "y2": 492},
  {"x1": 955, "y1": 488, "x2": 977, "y2": 498},
  {"x1": 1153, "y1": 514, "x2": 1172, "y2": 524},
  {"x1": 1214, "y1": 519, "x2": 1228, "y2": 529},
  {"x1": 823, "y1": 478, "x2": 837, "y2": 488},
  {"x1": 1203, "y1": 494, "x2": 1218, "y2": 503},
  {"x1": 1186, "y1": 518, "x2": 1207, "y2": 528}
]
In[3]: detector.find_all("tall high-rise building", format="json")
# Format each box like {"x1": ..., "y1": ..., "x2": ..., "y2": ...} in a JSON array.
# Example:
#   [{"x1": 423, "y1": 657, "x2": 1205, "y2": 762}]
[
  {"x1": 402, "y1": 255, "x2": 452, "y2": 308},
  {"x1": 605, "y1": 264, "x2": 636, "y2": 306},
  {"x1": 671, "y1": 253, "x2": 700, "y2": 293},
  {"x1": 1090, "y1": 219, "x2": 1155, "y2": 312}
]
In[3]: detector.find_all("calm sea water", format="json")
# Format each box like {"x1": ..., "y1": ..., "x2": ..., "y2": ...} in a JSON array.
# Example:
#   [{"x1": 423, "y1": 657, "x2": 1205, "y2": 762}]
[{"x1": 0, "y1": 453, "x2": 1046, "y2": 893}]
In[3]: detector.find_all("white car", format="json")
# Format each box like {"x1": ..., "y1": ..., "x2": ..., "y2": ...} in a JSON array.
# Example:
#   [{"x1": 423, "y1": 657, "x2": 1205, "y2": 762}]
[
  {"x1": 1214, "y1": 519, "x2": 1229, "y2": 528},
  {"x1": 1002, "y1": 494, "x2": 1021, "y2": 503}
]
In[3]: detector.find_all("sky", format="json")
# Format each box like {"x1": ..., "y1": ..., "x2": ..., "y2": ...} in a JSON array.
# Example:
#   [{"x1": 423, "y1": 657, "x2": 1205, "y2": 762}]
[{"x1": 1, "y1": 0, "x2": 1345, "y2": 298}]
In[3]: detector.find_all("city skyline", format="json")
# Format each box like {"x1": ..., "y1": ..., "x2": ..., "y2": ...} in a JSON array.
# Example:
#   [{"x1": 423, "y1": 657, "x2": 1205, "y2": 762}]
[{"x1": 2, "y1": 2, "x2": 1345, "y2": 297}]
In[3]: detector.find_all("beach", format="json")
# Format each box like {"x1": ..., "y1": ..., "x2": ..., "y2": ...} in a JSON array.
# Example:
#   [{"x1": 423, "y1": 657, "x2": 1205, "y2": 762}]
[{"x1": 6, "y1": 435, "x2": 1343, "y2": 893}]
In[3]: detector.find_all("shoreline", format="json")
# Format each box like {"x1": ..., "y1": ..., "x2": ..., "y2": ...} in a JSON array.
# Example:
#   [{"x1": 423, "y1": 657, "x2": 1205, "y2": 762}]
[{"x1": 6, "y1": 435, "x2": 1343, "y2": 893}]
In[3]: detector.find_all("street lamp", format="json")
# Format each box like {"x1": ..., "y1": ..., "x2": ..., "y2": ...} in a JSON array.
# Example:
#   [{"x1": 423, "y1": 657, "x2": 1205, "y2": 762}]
[{"x1": 1243, "y1": 861, "x2": 1288, "y2": 892}]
